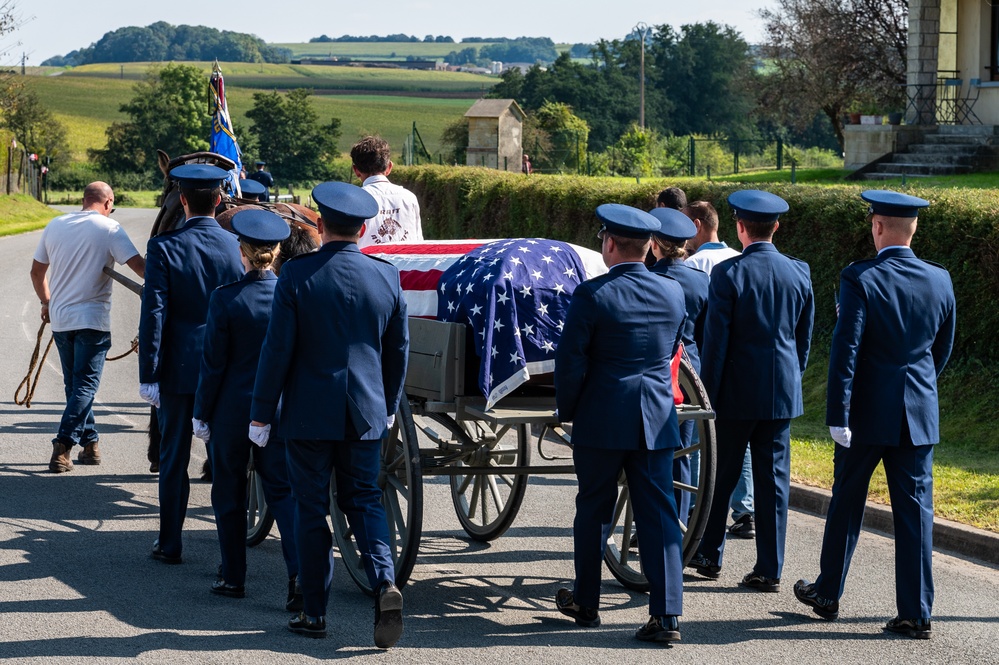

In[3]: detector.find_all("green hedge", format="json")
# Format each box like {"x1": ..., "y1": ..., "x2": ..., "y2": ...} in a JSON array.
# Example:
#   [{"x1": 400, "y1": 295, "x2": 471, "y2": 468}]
[{"x1": 393, "y1": 165, "x2": 999, "y2": 366}]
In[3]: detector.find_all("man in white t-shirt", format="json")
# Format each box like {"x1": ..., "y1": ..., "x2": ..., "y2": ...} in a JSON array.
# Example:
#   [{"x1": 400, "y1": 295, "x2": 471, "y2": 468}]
[
  {"x1": 30, "y1": 182, "x2": 145, "y2": 473},
  {"x1": 350, "y1": 136, "x2": 423, "y2": 248},
  {"x1": 682, "y1": 200, "x2": 755, "y2": 539}
]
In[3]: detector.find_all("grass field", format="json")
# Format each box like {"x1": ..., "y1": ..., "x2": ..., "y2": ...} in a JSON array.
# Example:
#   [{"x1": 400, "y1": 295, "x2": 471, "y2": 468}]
[
  {"x1": 24, "y1": 74, "x2": 475, "y2": 162},
  {"x1": 0, "y1": 195, "x2": 57, "y2": 237},
  {"x1": 56, "y1": 62, "x2": 496, "y2": 93}
]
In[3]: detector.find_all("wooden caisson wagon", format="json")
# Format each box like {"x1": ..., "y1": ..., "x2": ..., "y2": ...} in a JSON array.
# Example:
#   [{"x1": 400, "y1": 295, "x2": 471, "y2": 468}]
[{"x1": 246, "y1": 238, "x2": 718, "y2": 597}]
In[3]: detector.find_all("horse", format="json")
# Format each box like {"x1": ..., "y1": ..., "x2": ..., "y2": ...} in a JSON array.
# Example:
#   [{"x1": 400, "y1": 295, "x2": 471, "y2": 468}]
[{"x1": 145, "y1": 150, "x2": 321, "y2": 473}]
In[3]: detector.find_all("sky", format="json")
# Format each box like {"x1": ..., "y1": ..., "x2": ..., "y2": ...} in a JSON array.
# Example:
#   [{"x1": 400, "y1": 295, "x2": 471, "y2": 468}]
[{"x1": 6, "y1": 0, "x2": 774, "y2": 65}]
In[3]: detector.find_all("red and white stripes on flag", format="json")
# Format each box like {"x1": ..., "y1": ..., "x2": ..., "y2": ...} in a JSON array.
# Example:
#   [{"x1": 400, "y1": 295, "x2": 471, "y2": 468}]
[{"x1": 362, "y1": 240, "x2": 494, "y2": 317}]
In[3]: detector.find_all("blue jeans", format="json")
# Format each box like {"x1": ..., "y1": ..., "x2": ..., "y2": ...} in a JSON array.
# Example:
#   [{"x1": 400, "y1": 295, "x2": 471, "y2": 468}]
[
  {"x1": 52, "y1": 329, "x2": 111, "y2": 448},
  {"x1": 730, "y1": 448, "x2": 755, "y2": 520}
]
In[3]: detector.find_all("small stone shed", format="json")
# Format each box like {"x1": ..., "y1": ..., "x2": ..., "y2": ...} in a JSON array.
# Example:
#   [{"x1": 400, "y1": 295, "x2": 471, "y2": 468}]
[{"x1": 464, "y1": 99, "x2": 525, "y2": 172}]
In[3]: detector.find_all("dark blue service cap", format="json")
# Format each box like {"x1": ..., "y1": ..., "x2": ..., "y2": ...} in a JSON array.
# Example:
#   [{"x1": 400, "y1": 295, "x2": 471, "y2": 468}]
[
  {"x1": 239, "y1": 178, "x2": 266, "y2": 196},
  {"x1": 649, "y1": 207, "x2": 697, "y2": 243},
  {"x1": 311, "y1": 181, "x2": 379, "y2": 227},
  {"x1": 728, "y1": 189, "x2": 789, "y2": 223},
  {"x1": 595, "y1": 203, "x2": 659, "y2": 239},
  {"x1": 254, "y1": 160, "x2": 266, "y2": 166},
  {"x1": 169, "y1": 163, "x2": 228, "y2": 189},
  {"x1": 230, "y1": 208, "x2": 290, "y2": 245},
  {"x1": 861, "y1": 190, "x2": 930, "y2": 218}
]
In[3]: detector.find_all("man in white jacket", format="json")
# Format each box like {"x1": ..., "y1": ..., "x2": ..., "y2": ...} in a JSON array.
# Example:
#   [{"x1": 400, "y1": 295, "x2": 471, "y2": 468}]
[{"x1": 351, "y1": 136, "x2": 423, "y2": 248}]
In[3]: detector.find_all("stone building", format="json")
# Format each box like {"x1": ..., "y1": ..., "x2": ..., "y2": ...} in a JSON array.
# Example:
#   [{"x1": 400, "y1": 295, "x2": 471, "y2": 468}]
[{"x1": 464, "y1": 99, "x2": 525, "y2": 172}]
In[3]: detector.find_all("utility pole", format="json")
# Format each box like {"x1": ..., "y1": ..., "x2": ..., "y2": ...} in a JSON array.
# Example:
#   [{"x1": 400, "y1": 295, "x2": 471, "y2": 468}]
[
  {"x1": 635, "y1": 23, "x2": 648, "y2": 130},
  {"x1": 21, "y1": 53, "x2": 26, "y2": 75}
]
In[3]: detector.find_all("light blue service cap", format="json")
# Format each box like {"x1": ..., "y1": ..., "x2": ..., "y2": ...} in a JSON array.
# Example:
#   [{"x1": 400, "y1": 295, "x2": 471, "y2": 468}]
[
  {"x1": 728, "y1": 189, "x2": 789, "y2": 223},
  {"x1": 311, "y1": 181, "x2": 379, "y2": 227},
  {"x1": 861, "y1": 190, "x2": 930, "y2": 218},
  {"x1": 649, "y1": 207, "x2": 697, "y2": 243},
  {"x1": 595, "y1": 203, "x2": 659, "y2": 239},
  {"x1": 169, "y1": 163, "x2": 228, "y2": 189}
]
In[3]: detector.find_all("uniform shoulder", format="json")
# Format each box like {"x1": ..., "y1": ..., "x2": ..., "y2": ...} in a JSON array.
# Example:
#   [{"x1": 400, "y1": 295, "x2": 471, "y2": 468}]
[
  {"x1": 363, "y1": 252, "x2": 395, "y2": 267},
  {"x1": 920, "y1": 258, "x2": 949, "y2": 272}
]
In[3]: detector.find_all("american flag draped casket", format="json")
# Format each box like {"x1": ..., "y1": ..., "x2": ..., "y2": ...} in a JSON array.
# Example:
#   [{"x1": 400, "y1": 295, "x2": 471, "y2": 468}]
[{"x1": 363, "y1": 239, "x2": 608, "y2": 409}]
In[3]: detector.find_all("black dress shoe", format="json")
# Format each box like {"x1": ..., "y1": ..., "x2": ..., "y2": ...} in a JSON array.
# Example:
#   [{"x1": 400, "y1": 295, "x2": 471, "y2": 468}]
[
  {"x1": 286, "y1": 576, "x2": 304, "y2": 612},
  {"x1": 288, "y1": 612, "x2": 327, "y2": 638},
  {"x1": 739, "y1": 571, "x2": 780, "y2": 592},
  {"x1": 686, "y1": 553, "x2": 721, "y2": 579},
  {"x1": 884, "y1": 616, "x2": 932, "y2": 639},
  {"x1": 150, "y1": 540, "x2": 182, "y2": 565},
  {"x1": 728, "y1": 514, "x2": 756, "y2": 539},
  {"x1": 374, "y1": 582, "x2": 404, "y2": 649},
  {"x1": 555, "y1": 588, "x2": 600, "y2": 627},
  {"x1": 635, "y1": 615, "x2": 681, "y2": 643},
  {"x1": 793, "y1": 579, "x2": 839, "y2": 620},
  {"x1": 211, "y1": 578, "x2": 246, "y2": 598}
]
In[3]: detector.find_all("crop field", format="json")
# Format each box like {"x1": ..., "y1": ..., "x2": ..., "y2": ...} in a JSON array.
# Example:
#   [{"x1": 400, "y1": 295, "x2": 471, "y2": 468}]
[
  {"x1": 271, "y1": 41, "x2": 574, "y2": 60},
  {"x1": 24, "y1": 75, "x2": 472, "y2": 161},
  {"x1": 57, "y1": 62, "x2": 496, "y2": 93}
]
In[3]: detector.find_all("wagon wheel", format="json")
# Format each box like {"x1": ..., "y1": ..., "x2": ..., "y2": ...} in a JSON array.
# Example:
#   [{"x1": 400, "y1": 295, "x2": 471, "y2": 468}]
[
  {"x1": 603, "y1": 357, "x2": 717, "y2": 591},
  {"x1": 418, "y1": 413, "x2": 530, "y2": 542},
  {"x1": 331, "y1": 398, "x2": 423, "y2": 595},
  {"x1": 245, "y1": 463, "x2": 274, "y2": 547}
]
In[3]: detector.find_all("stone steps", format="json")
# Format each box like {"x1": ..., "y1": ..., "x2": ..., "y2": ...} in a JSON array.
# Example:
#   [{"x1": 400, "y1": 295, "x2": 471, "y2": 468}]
[{"x1": 861, "y1": 125, "x2": 998, "y2": 179}]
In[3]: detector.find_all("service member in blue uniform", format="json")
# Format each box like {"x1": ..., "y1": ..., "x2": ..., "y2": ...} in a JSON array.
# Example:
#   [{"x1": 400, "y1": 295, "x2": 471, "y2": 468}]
[
  {"x1": 191, "y1": 208, "x2": 303, "y2": 611},
  {"x1": 237, "y1": 177, "x2": 267, "y2": 201},
  {"x1": 649, "y1": 206, "x2": 709, "y2": 522},
  {"x1": 246, "y1": 161, "x2": 274, "y2": 202},
  {"x1": 139, "y1": 164, "x2": 243, "y2": 564},
  {"x1": 689, "y1": 189, "x2": 814, "y2": 592},
  {"x1": 249, "y1": 181, "x2": 409, "y2": 648},
  {"x1": 794, "y1": 190, "x2": 955, "y2": 640},
  {"x1": 554, "y1": 203, "x2": 687, "y2": 644}
]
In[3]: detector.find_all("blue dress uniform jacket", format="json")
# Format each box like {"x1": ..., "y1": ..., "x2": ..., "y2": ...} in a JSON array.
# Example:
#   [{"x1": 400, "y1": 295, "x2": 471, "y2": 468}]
[
  {"x1": 250, "y1": 241, "x2": 409, "y2": 438},
  {"x1": 700, "y1": 242, "x2": 814, "y2": 419},
  {"x1": 138, "y1": 215, "x2": 242, "y2": 560},
  {"x1": 193, "y1": 270, "x2": 299, "y2": 587},
  {"x1": 815, "y1": 246, "x2": 955, "y2": 620},
  {"x1": 650, "y1": 258, "x2": 708, "y2": 373},
  {"x1": 826, "y1": 247, "x2": 956, "y2": 445},
  {"x1": 139, "y1": 216, "x2": 243, "y2": 393},
  {"x1": 556, "y1": 263, "x2": 686, "y2": 450},
  {"x1": 695, "y1": 241, "x2": 814, "y2": 580},
  {"x1": 555, "y1": 261, "x2": 687, "y2": 617}
]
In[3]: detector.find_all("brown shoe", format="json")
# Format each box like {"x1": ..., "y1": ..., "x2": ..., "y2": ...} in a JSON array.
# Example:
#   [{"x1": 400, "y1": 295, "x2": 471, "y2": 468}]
[
  {"x1": 49, "y1": 442, "x2": 74, "y2": 473},
  {"x1": 78, "y1": 441, "x2": 101, "y2": 465}
]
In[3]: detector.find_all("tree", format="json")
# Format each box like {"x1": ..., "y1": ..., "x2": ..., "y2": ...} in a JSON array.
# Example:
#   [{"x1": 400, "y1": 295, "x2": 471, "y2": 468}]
[
  {"x1": 758, "y1": 0, "x2": 907, "y2": 151},
  {"x1": 533, "y1": 101, "x2": 589, "y2": 172},
  {"x1": 245, "y1": 88, "x2": 342, "y2": 184},
  {"x1": 0, "y1": 86, "x2": 69, "y2": 166},
  {"x1": 92, "y1": 63, "x2": 211, "y2": 173},
  {"x1": 438, "y1": 117, "x2": 469, "y2": 165}
]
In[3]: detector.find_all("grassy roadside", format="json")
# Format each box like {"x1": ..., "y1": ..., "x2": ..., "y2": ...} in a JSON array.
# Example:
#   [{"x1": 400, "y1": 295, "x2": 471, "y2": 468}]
[
  {"x1": 0, "y1": 195, "x2": 57, "y2": 237},
  {"x1": 790, "y1": 349, "x2": 999, "y2": 533}
]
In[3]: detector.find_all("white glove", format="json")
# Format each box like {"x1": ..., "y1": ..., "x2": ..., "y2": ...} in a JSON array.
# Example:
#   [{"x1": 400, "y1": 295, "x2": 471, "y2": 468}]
[
  {"x1": 829, "y1": 426, "x2": 852, "y2": 448},
  {"x1": 386, "y1": 414, "x2": 396, "y2": 432},
  {"x1": 139, "y1": 383, "x2": 160, "y2": 409},
  {"x1": 249, "y1": 423, "x2": 271, "y2": 448},
  {"x1": 192, "y1": 418, "x2": 211, "y2": 442}
]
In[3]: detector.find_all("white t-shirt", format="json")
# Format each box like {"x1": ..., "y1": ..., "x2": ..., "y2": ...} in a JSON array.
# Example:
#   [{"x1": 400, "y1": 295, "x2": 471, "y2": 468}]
[
  {"x1": 686, "y1": 241, "x2": 741, "y2": 276},
  {"x1": 33, "y1": 211, "x2": 140, "y2": 333},
  {"x1": 358, "y1": 174, "x2": 423, "y2": 248}
]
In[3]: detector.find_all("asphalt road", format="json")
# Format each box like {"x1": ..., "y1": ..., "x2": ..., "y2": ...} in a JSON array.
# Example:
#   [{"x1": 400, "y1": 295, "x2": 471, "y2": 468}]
[{"x1": 1, "y1": 208, "x2": 997, "y2": 664}]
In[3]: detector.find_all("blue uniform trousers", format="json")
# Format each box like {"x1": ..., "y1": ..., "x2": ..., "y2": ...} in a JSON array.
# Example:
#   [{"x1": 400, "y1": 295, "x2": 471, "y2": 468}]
[
  {"x1": 156, "y1": 392, "x2": 195, "y2": 558},
  {"x1": 815, "y1": 438, "x2": 935, "y2": 619},
  {"x1": 698, "y1": 418, "x2": 791, "y2": 579},
  {"x1": 210, "y1": 424, "x2": 299, "y2": 585},
  {"x1": 287, "y1": 438, "x2": 394, "y2": 617},
  {"x1": 572, "y1": 445, "x2": 683, "y2": 616}
]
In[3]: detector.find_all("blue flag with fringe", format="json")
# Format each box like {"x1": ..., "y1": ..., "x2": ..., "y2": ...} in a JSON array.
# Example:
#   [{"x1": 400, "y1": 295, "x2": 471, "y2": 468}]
[{"x1": 209, "y1": 60, "x2": 242, "y2": 196}]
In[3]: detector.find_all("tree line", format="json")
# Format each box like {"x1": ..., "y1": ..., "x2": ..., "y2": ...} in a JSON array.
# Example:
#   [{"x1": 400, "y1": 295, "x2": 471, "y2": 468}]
[
  {"x1": 310, "y1": 34, "x2": 455, "y2": 43},
  {"x1": 41, "y1": 22, "x2": 291, "y2": 67}
]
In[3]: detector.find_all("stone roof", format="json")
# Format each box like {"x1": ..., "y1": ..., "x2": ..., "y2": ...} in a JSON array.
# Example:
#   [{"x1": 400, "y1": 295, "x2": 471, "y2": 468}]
[{"x1": 464, "y1": 99, "x2": 525, "y2": 120}]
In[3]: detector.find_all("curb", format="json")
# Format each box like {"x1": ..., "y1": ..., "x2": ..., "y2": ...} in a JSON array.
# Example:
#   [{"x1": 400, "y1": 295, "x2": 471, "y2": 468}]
[{"x1": 789, "y1": 482, "x2": 999, "y2": 567}]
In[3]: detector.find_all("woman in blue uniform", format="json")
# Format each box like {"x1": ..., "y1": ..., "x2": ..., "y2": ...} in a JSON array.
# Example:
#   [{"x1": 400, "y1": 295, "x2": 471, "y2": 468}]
[
  {"x1": 192, "y1": 208, "x2": 301, "y2": 609},
  {"x1": 649, "y1": 206, "x2": 709, "y2": 523}
]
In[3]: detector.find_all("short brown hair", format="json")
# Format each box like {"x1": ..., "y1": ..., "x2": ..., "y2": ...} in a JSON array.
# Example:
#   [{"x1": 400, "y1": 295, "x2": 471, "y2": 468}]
[
  {"x1": 181, "y1": 186, "x2": 222, "y2": 217},
  {"x1": 350, "y1": 136, "x2": 391, "y2": 175},
  {"x1": 683, "y1": 200, "x2": 718, "y2": 232},
  {"x1": 741, "y1": 220, "x2": 778, "y2": 241},
  {"x1": 608, "y1": 233, "x2": 651, "y2": 260}
]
